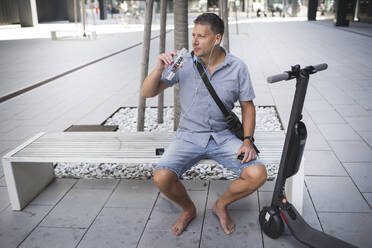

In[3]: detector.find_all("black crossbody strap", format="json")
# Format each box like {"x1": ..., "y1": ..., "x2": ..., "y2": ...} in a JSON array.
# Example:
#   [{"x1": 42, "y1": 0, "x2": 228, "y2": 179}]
[{"x1": 192, "y1": 52, "x2": 230, "y2": 118}]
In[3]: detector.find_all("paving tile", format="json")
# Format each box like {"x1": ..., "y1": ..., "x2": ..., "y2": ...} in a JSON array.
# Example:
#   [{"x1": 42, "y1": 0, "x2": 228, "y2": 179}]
[
  {"x1": 302, "y1": 188, "x2": 325, "y2": 232},
  {"x1": 0, "y1": 176, "x2": 6, "y2": 187},
  {"x1": 138, "y1": 230, "x2": 200, "y2": 248},
  {"x1": 0, "y1": 186, "x2": 10, "y2": 212},
  {"x1": 206, "y1": 180, "x2": 259, "y2": 210},
  {"x1": 305, "y1": 100, "x2": 334, "y2": 113},
  {"x1": 345, "y1": 89, "x2": 372, "y2": 100},
  {"x1": 30, "y1": 178, "x2": 76, "y2": 206},
  {"x1": 258, "y1": 179, "x2": 276, "y2": 192},
  {"x1": 318, "y1": 212, "x2": 372, "y2": 248},
  {"x1": 0, "y1": 125, "x2": 44, "y2": 141},
  {"x1": 305, "y1": 176, "x2": 370, "y2": 212},
  {"x1": 19, "y1": 227, "x2": 86, "y2": 248},
  {"x1": 305, "y1": 86, "x2": 324, "y2": 101},
  {"x1": 355, "y1": 97, "x2": 372, "y2": 110},
  {"x1": 146, "y1": 191, "x2": 206, "y2": 232},
  {"x1": 304, "y1": 131, "x2": 331, "y2": 151},
  {"x1": 323, "y1": 91, "x2": 355, "y2": 105},
  {"x1": 262, "y1": 233, "x2": 308, "y2": 248},
  {"x1": 0, "y1": 119, "x2": 19, "y2": 134},
  {"x1": 343, "y1": 163, "x2": 372, "y2": 193},
  {"x1": 359, "y1": 131, "x2": 372, "y2": 147},
  {"x1": 40, "y1": 188, "x2": 112, "y2": 228},
  {"x1": 0, "y1": 160, "x2": 3, "y2": 177},
  {"x1": 345, "y1": 116, "x2": 372, "y2": 132},
  {"x1": 73, "y1": 178, "x2": 119, "y2": 190},
  {"x1": 0, "y1": 140, "x2": 20, "y2": 154},
  {"x1": 329, "y1": 140, "x2": 372, "y2": 163},
  {"x1": 303, "y1": 150, "x2": 347, "y2": 176},
  {"x1": 181, "y1": 179, "x2": 209, "y2": 191},
  {"x1": 334, "y1": 104, "x2": 371, "y2": 117},
  {"x1": 200, "y1": 210, "x2": 263, "y2": 248},
  {"x1": 78, "y1": 207, "x2": 151, "y2": 248},
  {"x1": 106, "y1": 179, "x2": 159, "y2": 208},
  {"x1": 0, "y1": 205, "x2": 52, "y2": 248},
  {"x1": 363, "y1": 193, "x2": 372, "y2": 207},
  {"x1": 317, "y1": 124, "x2": 361, "y2": 141},
  {"x1": 309, "y1": 110, "x2": 345, "y2": 124}
]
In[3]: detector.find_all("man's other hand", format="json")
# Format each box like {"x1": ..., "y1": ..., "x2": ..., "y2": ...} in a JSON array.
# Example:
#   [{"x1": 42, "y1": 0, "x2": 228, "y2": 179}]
[{"x1": 236, "y1": 141, "x2": 257, "y2": 164}]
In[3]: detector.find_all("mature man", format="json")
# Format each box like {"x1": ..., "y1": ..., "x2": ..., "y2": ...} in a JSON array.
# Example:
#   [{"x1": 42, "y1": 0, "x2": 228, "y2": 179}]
[{"x1": 141, "y1": 13, "x2": 267, "y2": 236}]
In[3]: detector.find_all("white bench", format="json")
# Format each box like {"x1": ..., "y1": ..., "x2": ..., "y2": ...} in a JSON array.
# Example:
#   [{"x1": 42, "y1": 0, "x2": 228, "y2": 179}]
[
  {"x1": 50, "y1": 30, "x2": 97, "y2": 40},
  {"x1": 2, "y1": 131, "x2": 293, "y2": 211}
]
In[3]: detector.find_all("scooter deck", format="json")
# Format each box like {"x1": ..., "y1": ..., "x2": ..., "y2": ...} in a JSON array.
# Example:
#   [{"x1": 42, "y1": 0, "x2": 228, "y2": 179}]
[{"x1": 282, "y1": 203, "x2": 357, "y2": 248}]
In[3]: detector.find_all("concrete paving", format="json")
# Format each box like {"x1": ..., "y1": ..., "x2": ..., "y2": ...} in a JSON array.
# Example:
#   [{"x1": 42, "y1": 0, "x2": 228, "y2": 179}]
[{"x1": 1, "y1": 16, "x2": 372, "y2": 248}]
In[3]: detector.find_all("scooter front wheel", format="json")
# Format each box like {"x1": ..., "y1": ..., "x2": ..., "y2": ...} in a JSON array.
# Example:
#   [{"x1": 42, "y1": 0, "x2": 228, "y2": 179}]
[{"x1": 259, "y1": 207, "x2": 284, "y2": 239}]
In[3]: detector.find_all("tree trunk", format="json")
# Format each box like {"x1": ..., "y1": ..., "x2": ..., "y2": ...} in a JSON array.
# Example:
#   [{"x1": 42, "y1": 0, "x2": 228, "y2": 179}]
[
  {"x1": 173, "y1": 0, "x2": 188, "y2": 131},
  {"x1": 137, "y1": 0, "x2": 154, "y2": 131},
  {"x1": 81, "y1": 0, "x2": 87, "y2": 36},
  {"x1": 292, "y1": 0, "x2": 299, "y2": 17},
  {"x1": 219, "y1": 0, "x2": 229, "y2": 52},
  {"x1": 158, "y1": 0, "x2": 167, "y2": 124},
  {"x1": 234, "y1": 1, "x2": 239, "y2": 35}
]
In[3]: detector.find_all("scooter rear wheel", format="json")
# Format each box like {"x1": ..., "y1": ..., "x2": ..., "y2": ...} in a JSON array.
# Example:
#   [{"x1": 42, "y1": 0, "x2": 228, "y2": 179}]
[{"x1": 259, "y1": 207, "x2": 284, "y2": 239}]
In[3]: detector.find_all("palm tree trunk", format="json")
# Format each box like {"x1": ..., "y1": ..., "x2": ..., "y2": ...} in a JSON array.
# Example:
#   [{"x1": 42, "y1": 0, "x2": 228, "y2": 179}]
[
  {"x1": 137, "y1": 0, "x2": 154, "y2": 131},
  {"x1": 157, "y1": 0, "x2": 167, "y2": 124},
  {"x1": 219, "y1": 0, "x2": 229, "y2": 52},
  {"x1": 234, "y1": 2, "x2": 239, "y2": 35},
  {"x1": 173, "y1": 0, "x2": 188, "y2": 131}
]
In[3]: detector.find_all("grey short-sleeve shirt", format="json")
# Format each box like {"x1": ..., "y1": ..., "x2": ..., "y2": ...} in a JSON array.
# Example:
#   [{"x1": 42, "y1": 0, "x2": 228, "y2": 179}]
[{"x1": 161, "y1": 48, "x2": 255, "y2": 148}]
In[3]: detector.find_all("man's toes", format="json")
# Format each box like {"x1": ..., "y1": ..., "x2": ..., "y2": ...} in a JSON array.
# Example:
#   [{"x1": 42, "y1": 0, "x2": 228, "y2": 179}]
[
  {"x1": 223, "y1": 223, "x2": 235, "y2": 235},
  {"x1": 172, "y1": 225, "x2": 179, "y2": 235},
  {"x1": 172, "y1": 223, "x2": 183, "y2": 236}
]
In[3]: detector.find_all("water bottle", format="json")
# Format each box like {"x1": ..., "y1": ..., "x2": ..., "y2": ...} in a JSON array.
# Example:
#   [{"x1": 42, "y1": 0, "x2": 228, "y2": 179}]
[{"x1": 164, "y1": 48, "x2": 188, "y2": 80}]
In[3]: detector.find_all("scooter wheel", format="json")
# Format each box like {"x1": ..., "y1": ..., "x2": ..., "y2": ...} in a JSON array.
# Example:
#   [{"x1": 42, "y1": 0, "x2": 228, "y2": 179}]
[{"x1": 259, "y1": 207, "x2": 284, "y2": 239}]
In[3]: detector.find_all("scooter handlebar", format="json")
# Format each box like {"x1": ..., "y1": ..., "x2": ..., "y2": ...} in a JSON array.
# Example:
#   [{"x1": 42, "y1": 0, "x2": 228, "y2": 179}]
[
  {"x1": 267, "y1": 72, "x2": 290, "y2": 84},
  {"x1": 312, "y1": 63, "x2": 328, "y2": 72},
  {"x1": 267, "y1": 63, "x2": 328, "y2": 84}
]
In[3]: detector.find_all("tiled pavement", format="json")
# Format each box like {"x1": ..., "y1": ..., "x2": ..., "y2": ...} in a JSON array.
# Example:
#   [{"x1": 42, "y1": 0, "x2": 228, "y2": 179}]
[{"x1": 1, "y1": 17, "x2": 372, "y2": 248}]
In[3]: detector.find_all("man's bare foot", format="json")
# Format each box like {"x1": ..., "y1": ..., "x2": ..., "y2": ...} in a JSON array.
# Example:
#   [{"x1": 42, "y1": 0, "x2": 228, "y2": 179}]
[
  {"x1": 212, "y1": 200, "x2": 235, "y2": 235},
  {"x1": 172, "y1": 208, "x2": 196, "y2": 236}
]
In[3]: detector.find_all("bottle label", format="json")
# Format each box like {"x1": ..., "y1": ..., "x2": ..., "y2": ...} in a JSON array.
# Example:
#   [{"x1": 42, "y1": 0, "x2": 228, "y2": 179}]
[{"x1": 164, "y1": 48, "x2": 187, "y2": 80}]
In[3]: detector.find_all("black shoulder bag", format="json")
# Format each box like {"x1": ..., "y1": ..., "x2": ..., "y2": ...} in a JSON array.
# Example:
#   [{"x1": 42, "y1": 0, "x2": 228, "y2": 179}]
[{"x1": 192, "y1": 52, "x2": 260, "y2": 153}]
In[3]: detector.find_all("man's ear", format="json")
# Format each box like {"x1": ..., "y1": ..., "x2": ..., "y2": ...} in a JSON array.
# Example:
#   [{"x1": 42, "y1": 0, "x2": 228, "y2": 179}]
[{"x1": 215, "y1": 33, "x2": 222, "y2": 45}]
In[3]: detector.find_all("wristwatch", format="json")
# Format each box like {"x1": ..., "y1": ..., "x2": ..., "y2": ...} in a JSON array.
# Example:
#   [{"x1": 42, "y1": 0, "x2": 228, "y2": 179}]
[{"x1": 243, "y1": 136, "x2": 255, "y2": 143}]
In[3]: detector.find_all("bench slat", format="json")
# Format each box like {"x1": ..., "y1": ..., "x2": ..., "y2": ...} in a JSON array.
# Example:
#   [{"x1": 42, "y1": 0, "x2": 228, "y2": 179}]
[{"x1": 5, "y1": 131, "x2": 285, "y2": 165}]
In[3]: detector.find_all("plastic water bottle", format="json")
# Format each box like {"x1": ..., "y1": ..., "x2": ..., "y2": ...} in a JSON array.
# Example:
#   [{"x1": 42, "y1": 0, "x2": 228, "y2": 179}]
[{"x1": 164, "y1": 48, "x2": 188, "y2": 80}]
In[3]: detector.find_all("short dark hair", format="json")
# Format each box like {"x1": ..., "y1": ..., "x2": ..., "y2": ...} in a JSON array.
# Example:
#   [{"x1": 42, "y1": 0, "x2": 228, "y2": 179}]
[{"x1": 194, "y1": 13, "x2": 224, "y2": 36}]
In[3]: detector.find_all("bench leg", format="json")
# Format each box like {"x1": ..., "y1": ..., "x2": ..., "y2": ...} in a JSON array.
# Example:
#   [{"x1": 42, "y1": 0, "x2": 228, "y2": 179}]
[
  {"x1": 2, "y1": 161, "x2": 55, "y2": 211},
  {"x1": 285, "y1": 157, "x2": 305, "y2": 215}
]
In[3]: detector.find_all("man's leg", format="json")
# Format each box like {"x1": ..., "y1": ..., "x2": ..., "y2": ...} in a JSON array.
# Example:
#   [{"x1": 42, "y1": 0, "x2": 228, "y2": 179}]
[
  {"x1": 213, "y1": 164, "x2": 267, "y2": 234},
  {"x1": 153, "y1": 138, "x2": 204, "y2": 235},
  {"x1": 153, "y1": 169, "x2": 196, "y2": 236}
]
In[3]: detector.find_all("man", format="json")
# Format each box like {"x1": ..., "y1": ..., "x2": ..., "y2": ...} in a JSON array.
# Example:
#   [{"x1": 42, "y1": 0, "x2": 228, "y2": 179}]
[{"x1": 141, "y1": 13, "x2": 267, "y2": 236}]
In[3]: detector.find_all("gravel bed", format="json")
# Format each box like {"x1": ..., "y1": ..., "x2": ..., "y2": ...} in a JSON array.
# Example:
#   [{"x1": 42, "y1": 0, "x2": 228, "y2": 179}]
[{"x1": 55, "y1": 106, "x2": 282, "y2": 180}]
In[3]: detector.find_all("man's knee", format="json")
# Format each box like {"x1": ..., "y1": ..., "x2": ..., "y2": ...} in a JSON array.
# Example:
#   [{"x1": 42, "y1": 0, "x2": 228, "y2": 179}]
[
  {"x1": 153, "y1": 168, "x2": 179, "y2": 189},
  {"x1": 240, "y1": 164, "x2": 267, "y2": 188}
]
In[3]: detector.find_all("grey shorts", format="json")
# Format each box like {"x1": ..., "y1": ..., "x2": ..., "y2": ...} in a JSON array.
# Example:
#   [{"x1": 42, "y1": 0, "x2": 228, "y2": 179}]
[{"x1": 155, "y1": 136, "x2": 265, "y2": 178}]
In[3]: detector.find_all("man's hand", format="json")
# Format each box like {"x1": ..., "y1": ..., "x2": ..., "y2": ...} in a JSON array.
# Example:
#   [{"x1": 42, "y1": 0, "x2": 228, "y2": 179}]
[
  {"x1": 236, "y1": 141, "x2": 257, "y2": 164},
  {"x1": 156, "y1": 52, "x2": 177, "y2": 71}
]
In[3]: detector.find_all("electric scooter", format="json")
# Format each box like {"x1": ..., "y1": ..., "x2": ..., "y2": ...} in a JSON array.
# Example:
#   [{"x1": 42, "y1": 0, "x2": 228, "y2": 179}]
[{"x1": 259, "y1": 64, "x2": 357, "y2": 248}]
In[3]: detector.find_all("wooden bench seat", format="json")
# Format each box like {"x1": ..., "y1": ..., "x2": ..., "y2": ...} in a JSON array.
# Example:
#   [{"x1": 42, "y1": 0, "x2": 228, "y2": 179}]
[{"x1": 2, "y1": 131, "x2": 285, "y2": 210}]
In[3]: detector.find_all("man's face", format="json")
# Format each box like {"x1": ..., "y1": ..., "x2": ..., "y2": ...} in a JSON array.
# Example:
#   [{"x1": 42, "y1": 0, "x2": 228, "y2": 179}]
[{"x1": 192, "y1": 23, "x2": 218, "y2": 57}]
